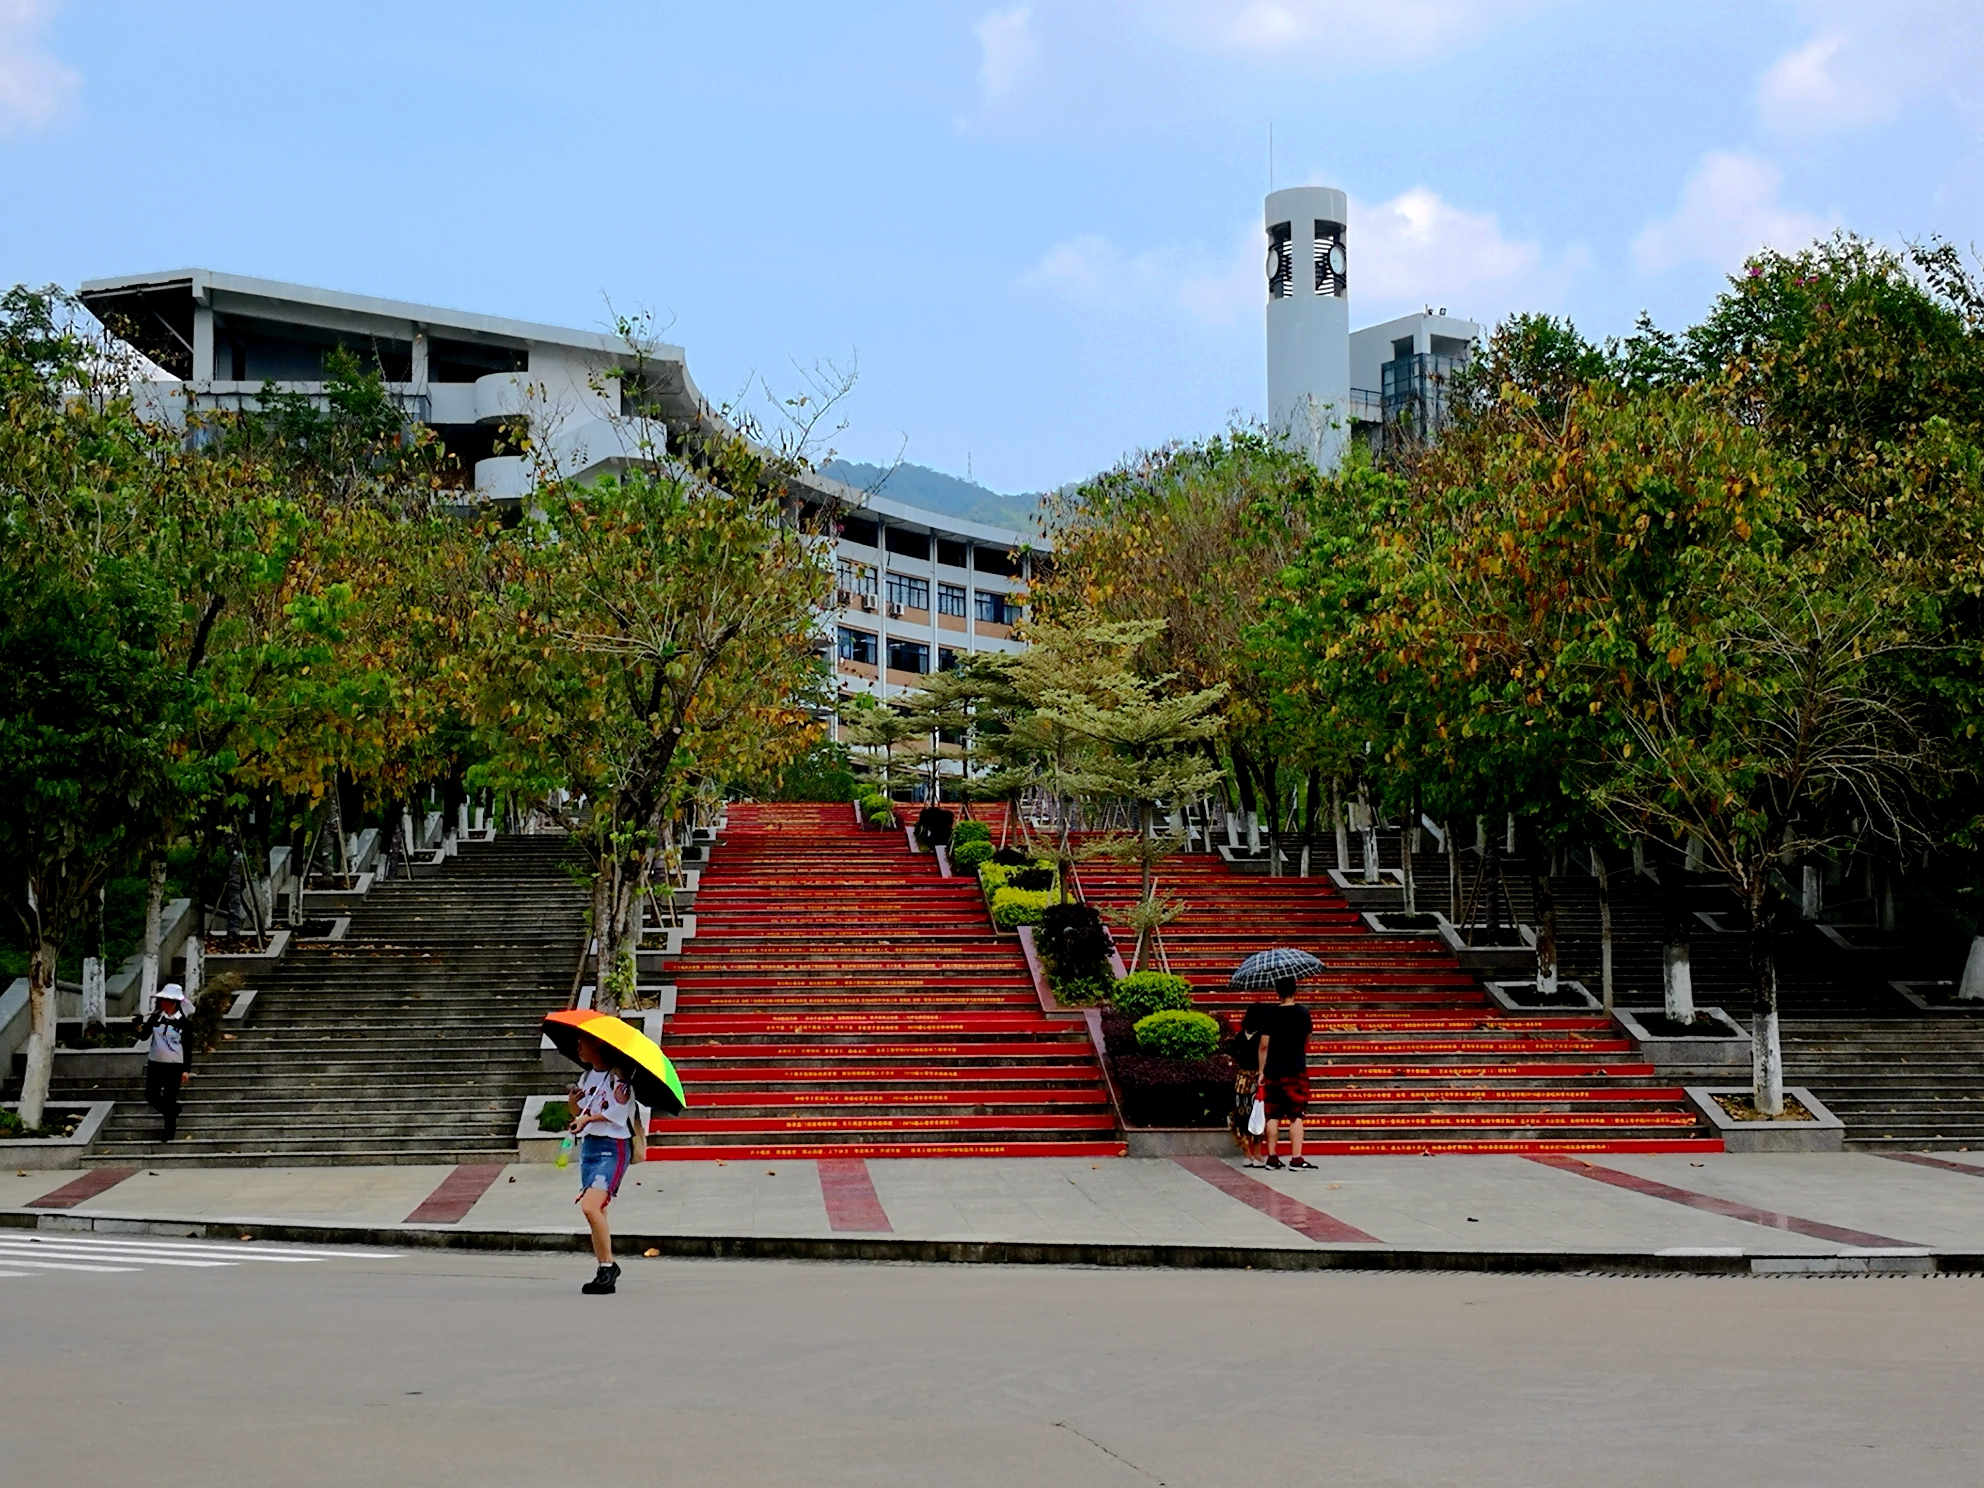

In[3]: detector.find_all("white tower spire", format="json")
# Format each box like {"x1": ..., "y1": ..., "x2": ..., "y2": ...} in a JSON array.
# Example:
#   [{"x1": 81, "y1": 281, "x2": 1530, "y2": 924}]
[{"x1": 1264, "y1": 186, "x2": 1349, "y2": 471}]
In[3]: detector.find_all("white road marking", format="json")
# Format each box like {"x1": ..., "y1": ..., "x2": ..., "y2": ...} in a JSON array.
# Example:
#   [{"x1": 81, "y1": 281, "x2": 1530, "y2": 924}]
[
  {"x1": 0, "y1": 1259, "x2": 142, "y2": 1273},
  {"x1": 0, "y1": 1243, "x2": 234, "y2": 1268},
  {"x1": 26, "y1": 1233, "x2": 396, "y2": 1262}
]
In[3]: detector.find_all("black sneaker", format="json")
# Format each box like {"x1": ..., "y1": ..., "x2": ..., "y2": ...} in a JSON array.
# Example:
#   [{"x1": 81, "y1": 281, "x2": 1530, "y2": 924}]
[
  {"x1": 580, "y1": 1264, "x2": 619, "y2": 1295},
  {"x1": 1264, "y1": 1156, "x2": 1285, "y2": 1170},
  {"x1": 1288, "y1": 1158, "x2": 1316, "y2": 1170}
]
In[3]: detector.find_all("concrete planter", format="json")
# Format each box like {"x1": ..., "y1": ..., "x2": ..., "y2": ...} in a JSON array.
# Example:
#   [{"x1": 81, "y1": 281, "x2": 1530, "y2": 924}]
[
  {"x1": 1686, "y1": 1085, "x2": 1846, "y2": 1152},
  {"x1": 202, "y1": 930, "x2": 293, "y2": 967},
  {"x1": 1436, "y1": 916, "x2": 1536, "y2": 974},
  {"x1": 1124, "y1": 1127, "x2": 1241, "y2": 1157},
  {"x1": 0, "y1": 1101, "x2": 114, "y2": 1169},
  {"x1": 1484, "y1": 978, "x2": 1600, "y2": 1013},
  {"x1": 302, "y1": 874, "x2": 374, "y2": 913},
  {"x1": 1217, "y1": 845, "x2": 1294, "y2": 877},
  {"x1": 1614, "y1": 1006, "x2": 1751, "y2": 1068},
  {"x1": 1326, "y1": 867, "x2": 1405, "y2": 907},
  {"x1": 292, "y1": 917, "x2": 351, "y2": 942},
  {"x1": 1360, "y1": 910, "x2": 1445, "y2": 937},
  {"x1": 51, "y1": 1026, "x2": 148, "y2": 1080},
  {"x1": 1890, "y1": 980, "x2": 1984, "y2": 1014},
  {"x1": 517, "y1": 1094, "x2": 574, "y2": 1163}
]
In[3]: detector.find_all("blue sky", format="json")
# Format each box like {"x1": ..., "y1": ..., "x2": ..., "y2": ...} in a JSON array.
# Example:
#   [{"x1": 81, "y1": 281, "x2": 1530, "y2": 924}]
[{"x1": 3, "y1": 1, "x2": 1980, "y2": 492}]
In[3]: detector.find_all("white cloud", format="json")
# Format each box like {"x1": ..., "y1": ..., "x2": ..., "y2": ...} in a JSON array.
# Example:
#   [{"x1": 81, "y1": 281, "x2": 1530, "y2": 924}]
[
  {"x1": 1758, "y1": 1, "x2": 1984, "y2": 137},
  {"x1": 974, "y1": 5, "x2": 1037, "y2": 105},
  {"x1": 0, "y1": 0, "x2": 78, "y2": 134},
  {"x1": 1631, "y1": 151, "x2": 1833, "y2": 275},
  {"x1": 1152, "y1": 0, "x2": 1565, "y2": 66},
  {"x1": 1021, "y1": 184, "x2": 1565, "y2": 327}
]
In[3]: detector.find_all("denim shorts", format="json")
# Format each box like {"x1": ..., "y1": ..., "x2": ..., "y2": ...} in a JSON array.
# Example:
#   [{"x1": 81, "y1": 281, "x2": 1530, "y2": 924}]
[{"x1": 578, "y1": 1134, "x2": 630, "y2": 1197}]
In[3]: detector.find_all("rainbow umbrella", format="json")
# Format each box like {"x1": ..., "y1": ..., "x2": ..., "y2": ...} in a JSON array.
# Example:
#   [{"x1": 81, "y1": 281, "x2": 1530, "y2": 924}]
[{"x1": 542, "y1": 1009, "x2": 688, "y2": 1115}]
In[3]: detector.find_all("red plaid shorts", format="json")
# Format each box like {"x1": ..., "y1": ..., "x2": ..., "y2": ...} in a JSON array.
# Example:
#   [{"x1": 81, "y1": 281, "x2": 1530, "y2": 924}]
[{"x1": 1262, "y1": 1072, "x2": 1310, "y2": 1120}]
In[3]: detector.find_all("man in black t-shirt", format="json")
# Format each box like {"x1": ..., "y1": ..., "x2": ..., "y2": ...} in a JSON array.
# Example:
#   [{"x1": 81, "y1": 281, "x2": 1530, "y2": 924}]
[{"x1": 1253, "y1": 977, "x2": 1314, "y2": 1170}]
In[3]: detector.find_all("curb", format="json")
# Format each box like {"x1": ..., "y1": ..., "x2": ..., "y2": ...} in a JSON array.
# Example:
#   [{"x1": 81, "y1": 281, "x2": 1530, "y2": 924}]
[{"x1": 2, "y1": 1208, "x2": 1973, "y2": 1276}]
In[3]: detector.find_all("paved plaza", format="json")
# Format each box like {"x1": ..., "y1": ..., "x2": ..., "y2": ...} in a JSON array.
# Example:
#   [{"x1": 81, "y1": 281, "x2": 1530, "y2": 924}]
[{"x1": 9, "y1": 1149, "x2": 1984, "y2": 1271}]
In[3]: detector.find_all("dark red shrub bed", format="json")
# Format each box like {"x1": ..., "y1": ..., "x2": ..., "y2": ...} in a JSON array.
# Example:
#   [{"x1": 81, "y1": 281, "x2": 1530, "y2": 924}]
[{"x1": 1102, "y1": 1010, "x2": 1236, "y2": 1128}]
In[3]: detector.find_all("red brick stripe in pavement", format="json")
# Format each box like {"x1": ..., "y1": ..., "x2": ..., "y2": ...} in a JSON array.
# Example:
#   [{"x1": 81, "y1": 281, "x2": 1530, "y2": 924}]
[
  {"x1": 1172, "y1": 1156, "x2": 1381, "y2": 1244},
  {"x1": 405, "y1": 1164, "x2": 507, "y2": 1224},
  {"x1": 1526, "y1": 1155, "x2": 1919, "y2": 1247},
  {"x1": 1877, "y1": 1152, "x2": 1984, "y2": 1180},
  {"x1": 818, "y1": 1158, "x2": 893, "y2": 1232},
  {"x1": 26, "y1": 1167, "x2": 140, "y2": 1210}
]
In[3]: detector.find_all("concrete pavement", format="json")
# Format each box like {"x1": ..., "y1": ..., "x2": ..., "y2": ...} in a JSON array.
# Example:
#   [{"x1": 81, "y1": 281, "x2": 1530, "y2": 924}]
[{"x1": 9, "y1": 1149, "x2": 1984, "y2": 1272}]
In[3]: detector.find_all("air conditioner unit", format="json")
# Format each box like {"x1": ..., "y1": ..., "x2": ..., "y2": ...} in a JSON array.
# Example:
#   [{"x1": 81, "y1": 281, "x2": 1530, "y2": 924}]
[{"x1": 887, "y1": 602, "x2": 904, "y2": 619}]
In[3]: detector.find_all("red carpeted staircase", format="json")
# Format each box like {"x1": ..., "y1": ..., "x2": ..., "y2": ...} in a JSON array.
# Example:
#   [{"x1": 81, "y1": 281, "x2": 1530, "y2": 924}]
[
  {"x1": 1078, "y1": 853, "x2": 1722, "y2": 1155},
  {"x1": 646, "y1": 803, "x2": 1123, "y2": 1160}
]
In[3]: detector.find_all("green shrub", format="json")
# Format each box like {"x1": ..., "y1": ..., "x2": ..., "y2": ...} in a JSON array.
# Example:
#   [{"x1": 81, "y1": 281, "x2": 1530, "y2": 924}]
[
  {"x1": 951, "y1": 820, "x2": 991, "y2": 846},
  {"x1": 1133, "y1": 1008, "x2": 1220, "y2": 1061},
  {"x1": 980, "y1": 859, "x2": 1055, "y2": 893},
  {"x1": 1111, "y1": 971, "x2": 1194, "y2": 1022},
  {"x1": 950, "y1": 839, "x2": 993, "y2": 870},
  {"x1": 991, "y1": 886, "x2": 1055, "y2": 928},
  {"x1": 1050, "y1": 972, "x2": 1114, "y2": 1006},
  {"x1": 538, "y1": 1099, "x2": 573, "y2": 1132}
]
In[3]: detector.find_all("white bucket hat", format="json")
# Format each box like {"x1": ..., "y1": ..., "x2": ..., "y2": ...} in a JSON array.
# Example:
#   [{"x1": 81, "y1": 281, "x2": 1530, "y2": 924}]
[{"x1": 155, "y1": 983, "x2": 188, "y2": 1005}]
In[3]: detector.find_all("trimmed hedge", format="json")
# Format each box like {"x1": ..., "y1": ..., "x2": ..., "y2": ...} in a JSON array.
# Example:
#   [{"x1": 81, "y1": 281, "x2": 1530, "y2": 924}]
[
  {"x1": 915, "y1": 806, "x2": 955, "y2": 848},
  {"x1": 951, "y1": 819, "x2": 992, "y2": 847},
  {"x1": 991, "y1": 886, "x2": 1055, "y2": 928},
  {"x1": 989, "y1": 846, "x2": 1033, "y2": 867},
  {"x1": 1133, "y1": 1008, "x2": 1221, "y2": 1061},
  {"x1": 950, "y1": 839, "x2": 993, "y2": 870},
  {"x1": 1110, "y1": 971, "x2": 1194, "y2": 1022}
]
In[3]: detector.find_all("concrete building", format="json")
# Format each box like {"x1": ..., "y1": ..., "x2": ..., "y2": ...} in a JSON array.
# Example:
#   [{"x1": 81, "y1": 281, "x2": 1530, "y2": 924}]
[
  {"x1": 1261, "y1": 191, "x2": 1482, "y2": 466},
  {"x1": 77, "y1": 269, "x2": 1034, "y2": 716}
]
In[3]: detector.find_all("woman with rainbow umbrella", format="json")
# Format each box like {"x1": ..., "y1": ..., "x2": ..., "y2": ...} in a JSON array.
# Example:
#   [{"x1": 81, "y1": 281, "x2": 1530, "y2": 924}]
[{"x1": 542, "y1": 1009, "x2": 688, "y2": 1295}]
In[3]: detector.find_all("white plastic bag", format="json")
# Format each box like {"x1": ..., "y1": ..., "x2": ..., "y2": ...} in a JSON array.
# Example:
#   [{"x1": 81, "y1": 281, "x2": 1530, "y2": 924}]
[{"x1": 1247, "y1": 1095, "x2": 1266, "y2": 1136}]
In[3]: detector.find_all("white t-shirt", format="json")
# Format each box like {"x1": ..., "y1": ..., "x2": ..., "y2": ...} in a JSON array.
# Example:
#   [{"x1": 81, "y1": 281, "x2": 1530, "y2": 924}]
[
  {"x1": 574, "y1": 1068, "x2": 633, "y2": 1141},
  {"x1": 148, "y1": 1009, "x2": 187, "y2": 1064}
]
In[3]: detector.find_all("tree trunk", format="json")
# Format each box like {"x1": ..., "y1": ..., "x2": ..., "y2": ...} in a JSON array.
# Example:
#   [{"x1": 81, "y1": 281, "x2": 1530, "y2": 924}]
[
  {"x1": 1526, "y1": 824, "x2": 1557, "y2": 998},
  {"x1": 1594, "y1": 845, "x2": 1614, "y2": 1012},
  {"x1": 80, "y1": 887, "x2": 106, "y2": 1026},
  {"x1": 1132, "y1": 798, "x2": 1152, "y2": 972},
  {"x1": 18, "y1": 937, "x2": 58, "y2": 1130},
  {"x1": 1401, "y1": 793, "x2": 1418, "y2": 913},
  {"x1": 1301, "y1": 769, "x2": 1321, "y2": 875},
  {"x1": 591, "y1": 868, "x2": 613, "y2": 1008},
  {"x1": 1356, "y1": 780, "x2": 1379, "y2": 884},
  {"x1": 1332, "y1": 778, "x2": 1349, "y2": 872},
  {"x1": 1446, "y1": 820, "x2": 1460, "y2": 923},
  {"x1": 141, "y1": 854, "x2": 165, "y2": 1013},
  {"x1": 1748, "y1": 906, "x2": 1783, "y2": 1116},
  {"x1": 1481, "y1": 841, "x2": 1503, "y2": 938},
  {"x1": 1258, "y1": 759, "x2": 1281, "y2": 878},
  {"x1": 1660, "y1": 852, "x2": 1695, "y2": 1023},
  {"x1": 1959, "y1": 935, "x2": 1984, "y2": 1001},
  {"x1": 1800, "y1": 861, "x2": 1822, "y2": 921},
  {"x1": 185, "y1": 934, "x2": 204, "y2": 1005}
]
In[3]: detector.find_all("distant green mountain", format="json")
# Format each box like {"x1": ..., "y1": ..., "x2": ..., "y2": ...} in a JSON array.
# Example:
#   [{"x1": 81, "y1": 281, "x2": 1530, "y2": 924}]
[{"x1": 819, "y1": 460, "x2": 1042, "y2": 533}]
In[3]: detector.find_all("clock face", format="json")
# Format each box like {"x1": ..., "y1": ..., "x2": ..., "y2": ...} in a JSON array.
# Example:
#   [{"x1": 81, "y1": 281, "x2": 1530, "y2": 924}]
[
  {"x1": 1266, "y1": 245, "x2": 1283, "y2": 281},
  {"x1": 1329, "y1": 244, "x2": 1346, "y2": 275}
]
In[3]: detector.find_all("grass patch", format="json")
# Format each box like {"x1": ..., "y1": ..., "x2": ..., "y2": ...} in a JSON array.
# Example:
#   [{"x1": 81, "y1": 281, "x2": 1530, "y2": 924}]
[{"x1": 538, "y1": 1100, "x2": 574, "y2": 1132}]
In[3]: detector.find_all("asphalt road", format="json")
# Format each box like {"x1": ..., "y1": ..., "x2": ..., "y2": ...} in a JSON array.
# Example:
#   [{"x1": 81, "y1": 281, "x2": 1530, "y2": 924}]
[{"x1": 3, "y1": 1237, "x2": 1980, "y2": 1487}]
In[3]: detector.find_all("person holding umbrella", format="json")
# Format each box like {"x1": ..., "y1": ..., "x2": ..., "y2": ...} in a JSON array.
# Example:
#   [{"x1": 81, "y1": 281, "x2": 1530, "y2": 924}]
[
  {"x1": 1228, "y1": 949, "x2": 1322, "y2": 1172},
  {"x1": 542, "y1": 1008, "x2": 689, "y2": 1296}
]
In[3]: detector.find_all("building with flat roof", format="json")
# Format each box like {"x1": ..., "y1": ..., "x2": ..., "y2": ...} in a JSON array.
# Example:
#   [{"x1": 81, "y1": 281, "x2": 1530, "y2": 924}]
[{"x1": 78, "y1": 269, "x2": 1036, "y2": 715}]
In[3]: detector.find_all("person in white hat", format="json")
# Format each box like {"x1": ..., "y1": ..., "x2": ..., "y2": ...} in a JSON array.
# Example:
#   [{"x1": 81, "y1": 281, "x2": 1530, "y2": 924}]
[{"x1": 138, "y1": 985, "x2": 191, "y2": 1141}]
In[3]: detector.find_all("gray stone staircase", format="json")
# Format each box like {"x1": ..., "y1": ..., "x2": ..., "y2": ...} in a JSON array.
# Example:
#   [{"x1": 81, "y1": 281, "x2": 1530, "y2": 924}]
[
  {"x1": 33, "y1": 835, "x2": 585, "y2": 1167},
  {"x1": 1782, "y1": 1020, "x2": 1984, "y2": 1151}
]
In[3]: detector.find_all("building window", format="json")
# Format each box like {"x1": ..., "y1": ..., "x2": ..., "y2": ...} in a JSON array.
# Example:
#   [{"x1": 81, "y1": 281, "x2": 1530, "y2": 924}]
[
  {"x1": 937, "y1": 582, "x2": 966, "y2": 617},
  {"x1": 841, "y1": 517, "x2": 879, "y2": 548},
  {"x1": 837, "y1": 560, "x2": 878, "y2": 597},
  {"x1": 975, "y1": 591, "x2": 1020, "y2": 626},
  {"x1": 938, "y1": 647, "x2": 959, "y2": 672},
  {"x1": 972, "y1": 546, "x2": 1018, "y2": 576},
  {"x1": 887, "y1": 639, "x2": 930, "y2": 674},
  {"x1": 885, "y1": 573, "x2": 930, "y2": 610},
  {"x1": 885, "y1": 527, "x2": 930, "y2": 560},
  {"x1": 936, "y1": 538, "x2": 968, "y2": 568},
  {"x1": 838, "y1": 627, "x2": 877, "y2": 665}
]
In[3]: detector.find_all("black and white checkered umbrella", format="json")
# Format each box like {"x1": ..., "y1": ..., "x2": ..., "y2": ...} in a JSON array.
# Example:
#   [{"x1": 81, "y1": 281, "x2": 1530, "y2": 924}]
[{"x1": 1228, "y1": 947, "x2": 1325, "y2": 989}]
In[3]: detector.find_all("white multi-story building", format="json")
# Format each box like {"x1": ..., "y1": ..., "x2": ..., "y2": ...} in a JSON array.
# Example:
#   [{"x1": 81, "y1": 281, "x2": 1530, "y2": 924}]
[{"x1": 77, "y1": 269, "x2": 1035, "y2": 715}]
